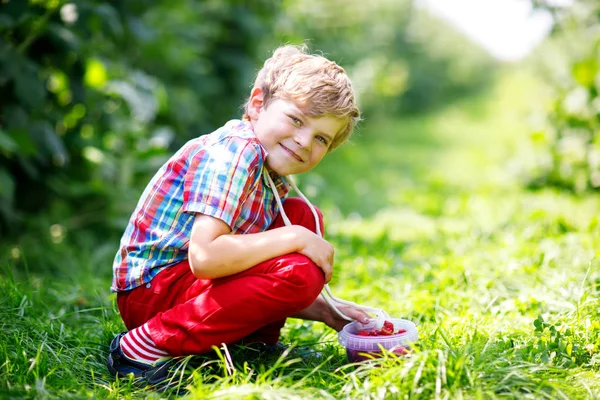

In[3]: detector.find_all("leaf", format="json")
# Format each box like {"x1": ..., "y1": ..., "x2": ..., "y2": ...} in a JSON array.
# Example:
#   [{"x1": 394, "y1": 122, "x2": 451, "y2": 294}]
[
  {"x1": 84, "y1": 59, "x2": 107, "y2": 89},
  {"x1": 48, "y1": 22, "x2": 80, "y2": 51},
  {"x1": 8, "y1": 129, "x2": 37, "y2": 156},
  {"x1": 533, "y1": 315, "x2": 543, "y2": 331},
  {"x1": 94, "y1": 3, "x2": 123, "y2": 37},
  {"x1": 0, "y1": 14, "x2": 15, "y2": 29},
  {"x1": 13, "y1": 61, "x2": 46, "y2": 109},
  {"x1": 127, "y1": 16, "x2": 154, "y2": 42},
  {"x1": 0, "y1": 168, "x2": 15, "y2": 201},
  {"x1": 106, "y1": 77, "x2": 158, "y2": 124},
  {"x1": 530, "y1": 131, "x2": 547, "y2": 145},
  {"x1": 42, "y1": 123, "x2": 69, "y2": 167},
  {"x1": 0, "y1": 129, "x2": 18, "y2": 152},
  {"x1": 2, "y1": 105, "x2": 28, "y2": 129},
  {"x1": 17, "y1": 157, "x2": 39, "y2": 179},
  {"x1": 572, "y1": 59, "x2": 597, "y2": 88},
  {"x1": 2, "y1": 1, "x2": 29, "y2": 23}
]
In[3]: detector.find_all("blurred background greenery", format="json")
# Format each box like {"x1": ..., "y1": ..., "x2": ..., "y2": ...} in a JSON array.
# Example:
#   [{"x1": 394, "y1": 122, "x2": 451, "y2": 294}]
[{"x1": 0, "y1": 0, "x2": 598, "y2": 272}]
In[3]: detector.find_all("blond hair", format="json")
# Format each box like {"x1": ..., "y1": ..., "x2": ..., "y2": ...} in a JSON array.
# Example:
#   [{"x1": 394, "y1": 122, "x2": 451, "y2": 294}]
[{"x1": 244, "y1": 45, "x2": 360, "y2": 150}]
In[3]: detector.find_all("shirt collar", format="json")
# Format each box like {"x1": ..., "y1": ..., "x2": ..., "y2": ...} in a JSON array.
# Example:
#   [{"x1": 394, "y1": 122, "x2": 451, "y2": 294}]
[
  {"x1": 262, "y1": 169, "x2": 290, "y2": 198},
  {"x1": 229, "y1": 119, "x2": 270, "y2": 159},
  {"x1": 231, "y1": 119, "x2": 290, "y2": 198}
]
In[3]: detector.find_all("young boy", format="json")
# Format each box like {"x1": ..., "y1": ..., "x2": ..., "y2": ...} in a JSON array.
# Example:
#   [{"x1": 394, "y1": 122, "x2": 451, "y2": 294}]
[{"x1": 107, "y1": 45, "x2": 370, "y2": 383}]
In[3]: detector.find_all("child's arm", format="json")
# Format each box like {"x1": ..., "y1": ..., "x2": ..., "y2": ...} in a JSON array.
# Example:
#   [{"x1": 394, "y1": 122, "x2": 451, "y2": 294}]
[
  {"x1": 188, "y1": 214, "x2": 334, "y2": 281},
  {"x1": 290, "y1": 296, "x2": 371, "y2": 331}
]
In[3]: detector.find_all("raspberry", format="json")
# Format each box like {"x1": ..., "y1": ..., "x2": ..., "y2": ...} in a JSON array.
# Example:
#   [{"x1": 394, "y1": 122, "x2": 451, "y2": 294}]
[
  {"x1": 380, "y1": 321, "x2": 395, "y2": 335},
  {"x1": 354, "y1": 320, "x2": 403, "y2": 337}
]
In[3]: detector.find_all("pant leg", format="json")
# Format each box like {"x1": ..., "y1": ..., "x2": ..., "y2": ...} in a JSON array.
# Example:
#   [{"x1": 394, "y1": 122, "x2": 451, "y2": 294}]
[
  {"x1": 117, "y1": 197, "x2": 326, "y2": 355},
  {"x1": 240, "y1": 197, "x2": 325, "y2": 344}
]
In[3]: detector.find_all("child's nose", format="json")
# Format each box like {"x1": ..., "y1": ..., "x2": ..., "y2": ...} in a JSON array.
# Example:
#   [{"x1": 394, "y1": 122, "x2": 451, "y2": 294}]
[{"x1": 294, "y1": 129, "x2": 312, "y2": 149}]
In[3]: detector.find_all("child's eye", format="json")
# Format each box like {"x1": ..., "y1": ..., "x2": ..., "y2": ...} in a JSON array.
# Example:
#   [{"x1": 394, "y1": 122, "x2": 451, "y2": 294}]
[
  {"x1": 289, "y1": 116, "x2": 302, "y2": 127},
  {"x1": 316, "y1": 135, "x2": 329, "y2": 145}
]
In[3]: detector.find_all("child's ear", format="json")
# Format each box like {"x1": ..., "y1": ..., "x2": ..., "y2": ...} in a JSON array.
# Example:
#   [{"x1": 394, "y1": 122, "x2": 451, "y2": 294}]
[{"x1": 247, "y1": 87, "x2": 264, "y2": 121}]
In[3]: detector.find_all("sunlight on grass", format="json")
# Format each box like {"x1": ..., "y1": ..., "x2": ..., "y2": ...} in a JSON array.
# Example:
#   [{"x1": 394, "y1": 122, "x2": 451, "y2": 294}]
[
  {"x1": 303, "y1": 69, "x2": 600, "y2": 398},
  {"x1": 1, "y1": 70, "x2": 599, "y2": 398}
]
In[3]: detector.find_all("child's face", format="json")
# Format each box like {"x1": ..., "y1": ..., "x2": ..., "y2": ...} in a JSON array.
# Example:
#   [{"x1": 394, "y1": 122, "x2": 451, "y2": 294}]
[{"x1": 248, "y1": 93, "x2": 344, "y2": 176}]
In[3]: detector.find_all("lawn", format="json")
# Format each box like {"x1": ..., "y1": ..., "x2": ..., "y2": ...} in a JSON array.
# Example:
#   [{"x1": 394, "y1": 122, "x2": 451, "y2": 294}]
[{"x1": 1, "y1": 70, "x2": 599, "y2": 399}]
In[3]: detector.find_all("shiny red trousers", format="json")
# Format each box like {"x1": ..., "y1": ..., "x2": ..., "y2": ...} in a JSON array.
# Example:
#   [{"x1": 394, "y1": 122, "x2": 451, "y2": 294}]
[{"x1": 116, "y1": 198, "x2": 326, "y2": 356}]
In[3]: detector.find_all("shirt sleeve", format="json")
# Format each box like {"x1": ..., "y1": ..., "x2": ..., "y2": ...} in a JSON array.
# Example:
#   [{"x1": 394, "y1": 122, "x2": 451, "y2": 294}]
[{"x1": 182, "y1": 136, "x2": 262, "y2": 228}]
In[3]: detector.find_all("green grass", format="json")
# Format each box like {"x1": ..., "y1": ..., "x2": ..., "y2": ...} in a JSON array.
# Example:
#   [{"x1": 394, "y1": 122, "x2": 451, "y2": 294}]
[{"x1": 1, "y1": 70, "x2": 600, "y2": 399}]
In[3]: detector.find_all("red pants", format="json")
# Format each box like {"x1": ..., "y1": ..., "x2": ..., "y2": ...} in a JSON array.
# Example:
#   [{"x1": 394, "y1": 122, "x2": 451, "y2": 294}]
[{"x1": 116, "y1": 198, "x2": 326, "y2": 356}]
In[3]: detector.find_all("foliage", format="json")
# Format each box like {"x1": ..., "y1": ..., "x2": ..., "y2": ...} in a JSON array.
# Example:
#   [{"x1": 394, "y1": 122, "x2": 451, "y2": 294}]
[
  {"x1": 527, "y1": 1, "x2": 600, "y2": 192},
  {"x1": 0, "y1": 0, "x2": 279, "y2": 238},
  {"x1": 528, "y1": 314, "x2": 596, "y2": 367},
  {"x1": 274, "y1": 0, "x2": 497, "y2": 117},
  {"x1": 0, "y1": 0, "x2": 498, "y2": 244},
  {"x1": 1, "y1": 77, "x2": 599, "y2": 398}
]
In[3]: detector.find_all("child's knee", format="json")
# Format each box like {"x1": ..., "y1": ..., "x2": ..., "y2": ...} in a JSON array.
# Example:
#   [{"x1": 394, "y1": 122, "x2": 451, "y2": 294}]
[
  {"x1": 282, "y1": 254, "x2": 325, "y2": 309},
  {"x1": 283, "y1": 198, "x2": 324, "y2": 234}
]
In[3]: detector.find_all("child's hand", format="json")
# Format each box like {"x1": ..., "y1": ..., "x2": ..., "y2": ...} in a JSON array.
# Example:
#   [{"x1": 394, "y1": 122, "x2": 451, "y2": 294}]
[
  {"x1": 291, "y1": 225, "x2": 334, "y2": 282},
  {"x1": 291, "y1": 295, "x2": 372, "y2": 331},
  {"x1": 322, "y1": 303, "x2": 372, "y2": 332}
]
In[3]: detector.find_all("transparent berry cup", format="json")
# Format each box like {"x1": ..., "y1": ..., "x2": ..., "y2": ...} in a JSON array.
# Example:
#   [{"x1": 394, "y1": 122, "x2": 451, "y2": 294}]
[{"x1": 338, "y1": 318, "x2": 418, "y2": 362}]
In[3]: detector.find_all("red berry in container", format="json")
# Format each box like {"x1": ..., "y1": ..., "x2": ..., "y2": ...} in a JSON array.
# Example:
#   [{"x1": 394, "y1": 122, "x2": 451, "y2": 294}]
[
  {"x1": 380, "y1": 320, "x2": 395, "y2": 335},
  {"x1": 339, "y1": 318, "x2": 419, "y2": 363}
]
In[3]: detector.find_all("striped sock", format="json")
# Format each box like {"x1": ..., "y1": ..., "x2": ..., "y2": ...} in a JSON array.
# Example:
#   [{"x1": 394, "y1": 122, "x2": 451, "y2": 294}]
[{"x1": 120, "y1": 323, "x2": 171, "y2": 366}]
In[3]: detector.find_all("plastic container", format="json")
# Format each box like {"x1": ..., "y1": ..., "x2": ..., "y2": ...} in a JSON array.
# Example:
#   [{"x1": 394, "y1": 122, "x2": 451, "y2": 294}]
[{"x1": 338, "y1": 318, "x2": 418, "y2": 362}]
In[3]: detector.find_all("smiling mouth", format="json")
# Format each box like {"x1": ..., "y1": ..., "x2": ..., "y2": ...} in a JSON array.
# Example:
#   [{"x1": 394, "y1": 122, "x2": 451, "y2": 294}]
[{"x1": 280, "y1": 144, "x2": 304, "y2": 162}]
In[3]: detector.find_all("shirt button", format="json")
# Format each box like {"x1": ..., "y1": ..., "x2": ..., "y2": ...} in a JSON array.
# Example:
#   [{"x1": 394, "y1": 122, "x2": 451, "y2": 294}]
[{"x1": 146, "y1": 283, "x2": 151, "y2": 288}]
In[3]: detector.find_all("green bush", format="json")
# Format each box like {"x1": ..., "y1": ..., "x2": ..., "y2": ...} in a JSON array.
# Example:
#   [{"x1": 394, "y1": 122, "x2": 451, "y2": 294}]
[
  {"x1": 273, "y1": 0, "x2": 497, "y2": 117},
  {"x1": 0, "y1": 0, "x2": 497, "y2": 249},
  {"x1": 528, "y1": 1, "x2": 600, "y2": 192},
  {"x1": 0, "y1": 0, "x2": 279, "y2": 239}
]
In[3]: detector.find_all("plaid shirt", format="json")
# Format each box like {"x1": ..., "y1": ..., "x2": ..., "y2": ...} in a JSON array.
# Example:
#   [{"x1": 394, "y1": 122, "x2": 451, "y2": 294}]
[{"x1": 112, "y1": 120, "x2": 290, "y2": 292}]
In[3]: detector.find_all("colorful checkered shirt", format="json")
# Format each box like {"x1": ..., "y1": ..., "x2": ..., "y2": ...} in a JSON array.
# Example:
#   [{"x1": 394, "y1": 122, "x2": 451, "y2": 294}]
[{"x1": 111, "y1": 120, "x2": 290, "y2": 292}]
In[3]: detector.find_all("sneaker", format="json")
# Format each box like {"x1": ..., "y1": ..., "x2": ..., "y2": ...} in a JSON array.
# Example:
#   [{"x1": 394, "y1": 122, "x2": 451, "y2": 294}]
[{"x1": 106, "y1": 332, "x2": 175, "y2": 385}]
